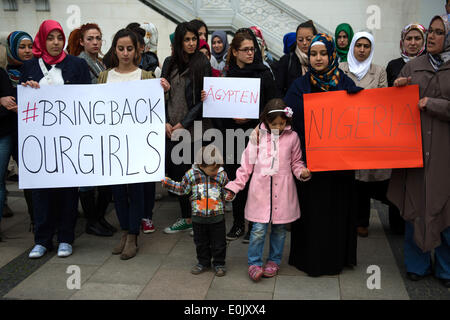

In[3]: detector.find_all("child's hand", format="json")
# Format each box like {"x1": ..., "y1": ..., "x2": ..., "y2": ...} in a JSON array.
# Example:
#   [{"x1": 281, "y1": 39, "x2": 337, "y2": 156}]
[
  {"x1": 225, "y1": 189, "x2": 235, "y2": 201},
  {"x1": 201, "y1": 90, "x2": 207, "y2": 102},
  {"x1": 161, "y1": 177, "x2": 169, "y2": 188},
  {"x1": 300, "y1": 168, "x2": 311, "y2": 180}
]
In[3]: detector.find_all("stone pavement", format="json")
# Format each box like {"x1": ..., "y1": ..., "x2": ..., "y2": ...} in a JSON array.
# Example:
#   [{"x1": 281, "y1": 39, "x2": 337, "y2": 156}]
[{"x1": 0, "y1": 180, "x2": 449, "y2": 301}]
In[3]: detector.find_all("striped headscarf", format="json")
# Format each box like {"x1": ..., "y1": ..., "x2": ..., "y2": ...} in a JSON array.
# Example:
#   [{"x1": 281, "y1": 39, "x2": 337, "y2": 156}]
[
  {"x1": 308, "y1": 33, "x2": 340, "y2": 91},
  {"x1": 400, "y1": 23, "x2": 426, "y2": 63},
  {"x1": 6, "y1": 31, "x2": 33, "y2": 87}
]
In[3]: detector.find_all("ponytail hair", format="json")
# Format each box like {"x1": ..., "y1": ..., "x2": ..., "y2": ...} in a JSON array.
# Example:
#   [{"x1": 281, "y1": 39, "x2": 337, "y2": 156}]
[
  {"x1": 296, "y1": 20, "x2": 318, "y2": 35},
  {"x1": 67, "y1": 23, "x2": 102, "y2": 56}
]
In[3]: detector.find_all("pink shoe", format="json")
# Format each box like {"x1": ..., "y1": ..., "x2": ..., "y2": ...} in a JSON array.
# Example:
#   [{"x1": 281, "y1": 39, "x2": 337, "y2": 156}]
[
  {"x1": 263, "y1": 261, "x2": 279, "y2": 278},
  {"x1": 141, "y1": 219, "x2": 156, "y2": 234},
  {"x1": 248, "y1": 265, "x2": 263, "y2": 282}
]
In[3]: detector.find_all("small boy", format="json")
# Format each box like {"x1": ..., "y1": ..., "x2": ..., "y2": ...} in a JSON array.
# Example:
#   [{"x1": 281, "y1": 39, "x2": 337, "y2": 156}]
[{"x1": 162, "y1": 145, "x2": 232, "y2": 277}]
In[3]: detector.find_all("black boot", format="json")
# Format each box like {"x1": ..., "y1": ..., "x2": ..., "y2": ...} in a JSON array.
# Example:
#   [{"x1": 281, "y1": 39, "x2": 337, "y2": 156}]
[
  {"x1": 86, "y1": 221, "x2": 113, "y2": 237},
  {"x1": 98, "y1": 216, "x2": 117, "y2": 233},
  {"x1": 80, "y1": 189, "x2": 112, "y2": 237}
]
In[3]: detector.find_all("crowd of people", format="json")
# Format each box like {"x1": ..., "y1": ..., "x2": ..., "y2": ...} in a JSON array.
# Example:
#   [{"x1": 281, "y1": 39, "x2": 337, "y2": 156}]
[{"x1": 0, "y1": 2, "x2": 449, "y2": 288}]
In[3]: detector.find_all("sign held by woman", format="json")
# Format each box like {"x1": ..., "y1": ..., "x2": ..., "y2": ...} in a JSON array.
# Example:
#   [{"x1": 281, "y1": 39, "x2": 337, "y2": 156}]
[
  {"x1": 303, "y1": 85, "x2": 423, "y2": 171},
  {"x1": 18, "y1": 79, "x2": 165, "y2": 188}
]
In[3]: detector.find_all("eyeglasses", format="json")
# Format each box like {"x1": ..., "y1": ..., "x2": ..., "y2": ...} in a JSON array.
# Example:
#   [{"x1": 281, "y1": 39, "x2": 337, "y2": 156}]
[
  {"x1": 427, "y1": 28, "x2": 445, "y2": 36},
  {"x1": 237, "y1": 47, "x2": 255, "y2": 53}
]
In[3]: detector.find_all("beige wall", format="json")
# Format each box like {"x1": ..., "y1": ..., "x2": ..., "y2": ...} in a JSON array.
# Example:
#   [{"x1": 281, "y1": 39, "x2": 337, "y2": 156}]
[{"x1": 0, "y1": 0, "x2": 177, "y2": 67}]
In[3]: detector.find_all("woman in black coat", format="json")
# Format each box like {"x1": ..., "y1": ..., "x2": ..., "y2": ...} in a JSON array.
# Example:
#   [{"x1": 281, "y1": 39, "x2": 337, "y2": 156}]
[
  {"x1": 274, "y1": 20, "x2": 318, "y2": 97},
  {"x1": 284, "y1": 33, "x2": 363, "y2": 276},
  {"x1": 161, "y1": 21, "x2": 212, "y2": 234}
]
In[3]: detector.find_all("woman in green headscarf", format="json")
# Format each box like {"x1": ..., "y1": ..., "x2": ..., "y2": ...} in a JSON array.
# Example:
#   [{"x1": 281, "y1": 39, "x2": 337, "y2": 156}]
[{"x1": 335, "y1": 23, "x2": 354, "y2": 62}]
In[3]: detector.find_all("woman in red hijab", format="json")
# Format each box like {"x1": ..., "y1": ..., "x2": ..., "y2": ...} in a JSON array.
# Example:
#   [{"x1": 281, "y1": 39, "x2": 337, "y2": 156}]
[{"x1": 20, "y1": 20, "x2": 91, "y2": 259}]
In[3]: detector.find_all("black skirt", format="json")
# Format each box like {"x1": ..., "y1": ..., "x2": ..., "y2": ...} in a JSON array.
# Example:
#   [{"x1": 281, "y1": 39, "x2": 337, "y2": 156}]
[{"x1": 288, "y1": 170, "x2": 357, "y2": 276}]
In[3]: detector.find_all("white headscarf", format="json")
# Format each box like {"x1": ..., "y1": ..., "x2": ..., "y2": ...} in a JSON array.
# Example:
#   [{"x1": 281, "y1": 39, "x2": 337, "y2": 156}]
[
  {"x1": 347, "y1": 31, "x2": 374, "y2": 81},
  {"x1": 140, "y1": 22, "x2": 158, "y2": 53}
]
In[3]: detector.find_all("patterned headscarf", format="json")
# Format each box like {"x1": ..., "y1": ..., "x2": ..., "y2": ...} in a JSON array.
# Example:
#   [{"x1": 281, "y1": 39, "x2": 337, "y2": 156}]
[
  {"x1": 400, "y1": 23, "x2": 426, "y2": 63},
  {"x1": 6, "y1": 31, "x2": 33, "y2": 87},
  {"x1": 141, "y1": 22, "x2": 158, "y2": 53},
  {"x1": 32, "y1": 20, "x2": 67, "y2": 65},
  {"x1": 334, "y1": 23, "x2": 354, "y2": 62},
  {"x1": 427, "y1": 14, "x2": 450, "y2": 71},
  {"x1": 308, "y1": 33, "x2": 340, "y2": 91}
]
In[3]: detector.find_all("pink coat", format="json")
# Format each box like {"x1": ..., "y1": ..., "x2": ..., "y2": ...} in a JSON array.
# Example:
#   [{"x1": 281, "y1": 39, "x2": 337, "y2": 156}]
[{"x1": 225, "y1": 124, "x2": 308, "y2": 224}]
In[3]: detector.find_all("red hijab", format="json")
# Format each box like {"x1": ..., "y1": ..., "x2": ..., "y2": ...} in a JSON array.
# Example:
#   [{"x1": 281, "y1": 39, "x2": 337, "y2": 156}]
[{"x1": 32, "y1": 20, "x2": 67, "y2": 64}]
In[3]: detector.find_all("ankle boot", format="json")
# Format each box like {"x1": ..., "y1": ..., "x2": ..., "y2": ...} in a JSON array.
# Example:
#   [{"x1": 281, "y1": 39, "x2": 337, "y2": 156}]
[
  {"x1": 120, "y1": 234, "x2": 138, "y2": 260},
  {"x1": 112, "y1": 231, "x2": 128, "y2": 255}
]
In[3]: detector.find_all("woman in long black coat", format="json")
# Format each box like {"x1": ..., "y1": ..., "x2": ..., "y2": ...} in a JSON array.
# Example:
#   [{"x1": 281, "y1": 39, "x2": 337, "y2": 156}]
[{"x1": 284, "y1": 33, "x2": 362, "y2": 276}]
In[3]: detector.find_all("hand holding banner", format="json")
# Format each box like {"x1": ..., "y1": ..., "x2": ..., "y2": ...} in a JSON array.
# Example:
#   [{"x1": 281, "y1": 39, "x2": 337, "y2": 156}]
[{"x1": 303, "y1": 85, "x2": 423, "y2": 171}]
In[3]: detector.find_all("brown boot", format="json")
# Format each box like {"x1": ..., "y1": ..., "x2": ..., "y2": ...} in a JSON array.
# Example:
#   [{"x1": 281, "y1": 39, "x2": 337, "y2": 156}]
[
  {"x1": 357, "y1": 226, "x2": 369, "y2": 237},
  {"x1": 120, "y1": 234, "x2": 138, "y2": 260},
  {"x1": 112, "y1": 231, "x2": 128, "y2": 255}
]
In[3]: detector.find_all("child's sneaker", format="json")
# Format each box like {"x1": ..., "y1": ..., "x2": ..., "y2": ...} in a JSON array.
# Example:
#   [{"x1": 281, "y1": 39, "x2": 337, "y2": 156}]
[
  {"x1": 263, "y1": 261, "x2": 279, "y2": 278},
  {"x1": 248, "y1": 265, "x2": 263, "y2": 282},
  {"x1": 214, "y1": 265, "x2": 226, "y2": 277},
  {"x1": 164, "y1": 218, "x2": 192, "y2": 234},
  {"x1": 191, "y1": 264, "x2": 210, "y2": 275},
  {"x1": 141, "y1": 218, "x2": 156, "y2": 233}
]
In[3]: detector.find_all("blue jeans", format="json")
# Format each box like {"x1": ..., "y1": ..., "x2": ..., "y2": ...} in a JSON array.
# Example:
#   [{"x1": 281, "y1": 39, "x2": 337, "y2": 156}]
[
  {"x1": 0, "y1": 134, "x2": 12, "y2": 221},
  {"x1": 248, "y1": 222, "x2": 287, "y2": 266},
  {"x1": 405, "y1": 222, "x2": 450, "y2": 279}
]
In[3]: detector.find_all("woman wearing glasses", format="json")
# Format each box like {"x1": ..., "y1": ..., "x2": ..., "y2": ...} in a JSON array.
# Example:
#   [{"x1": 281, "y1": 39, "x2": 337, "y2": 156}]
[
  {"x1": 388, "y1": 14, "x2": 450, "y2": 288},
  {"x1": 274, "y1": 20, "x2": 318, "y2": 96},
  {"x1": 222, "y1": 29, "x2": 278, "y2": 242}
]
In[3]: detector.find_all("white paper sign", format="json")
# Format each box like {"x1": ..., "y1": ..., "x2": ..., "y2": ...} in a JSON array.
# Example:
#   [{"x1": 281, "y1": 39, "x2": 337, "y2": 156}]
[
  {"x1": 202, "y1": 77, "x2": 260, "y2": 119},
  {"x1": 17, "y1": 79, "x2": 165, "y2": 189}
]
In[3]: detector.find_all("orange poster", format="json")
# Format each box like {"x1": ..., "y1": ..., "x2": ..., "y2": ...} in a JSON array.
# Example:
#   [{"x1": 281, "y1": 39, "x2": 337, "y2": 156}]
[{"x1": 303, "y1": 85, "x2": 423, "y2": 171}]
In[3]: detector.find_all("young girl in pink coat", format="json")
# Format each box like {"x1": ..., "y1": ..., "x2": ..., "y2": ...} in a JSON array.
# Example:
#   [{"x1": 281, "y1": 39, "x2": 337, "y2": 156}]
[{"x1": 225, "y1": 98, "x2": 311, "y2": 281}]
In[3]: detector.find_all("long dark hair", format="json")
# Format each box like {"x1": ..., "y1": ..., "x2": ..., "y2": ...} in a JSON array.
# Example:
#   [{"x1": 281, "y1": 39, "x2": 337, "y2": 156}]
[
  {"x1": 169, "y1": 21, "x2": 208, "y2": 92},
  {"x1": 109, "y1": 28, "x2": 140, "y2": 68},
  {"x1": 190, "y1": 19, "x2": 209, "y2": 42}
]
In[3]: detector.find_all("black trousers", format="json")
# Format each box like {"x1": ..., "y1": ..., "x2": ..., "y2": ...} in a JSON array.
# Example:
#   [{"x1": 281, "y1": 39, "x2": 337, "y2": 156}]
[
  {"x1": 356, "y1": 179, "x2": 404, "y2": 232},
  {"x1": 166, "y1": 139, "x2": 197, "y2": 219},
  {"x1": 193, "y1": 220, "x2": 227, "y2": 267},
  {"x1": 33, "y1": 187, "x2": 79, "y2": 250}
]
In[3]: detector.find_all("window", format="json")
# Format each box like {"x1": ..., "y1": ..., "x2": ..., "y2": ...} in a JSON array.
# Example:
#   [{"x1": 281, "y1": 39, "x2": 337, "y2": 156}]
[
  {"x1": 35, "y1": 0, "x2": 49, "y2": 11},
  {"x1": 3, "y1": 0, "x2": 18, "y2": 11}
]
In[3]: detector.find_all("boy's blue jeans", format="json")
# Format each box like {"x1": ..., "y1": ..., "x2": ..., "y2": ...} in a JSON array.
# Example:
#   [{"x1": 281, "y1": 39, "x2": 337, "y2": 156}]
[{"x1": 248, "y1": 222, "x2": 287, "y2": 266}]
